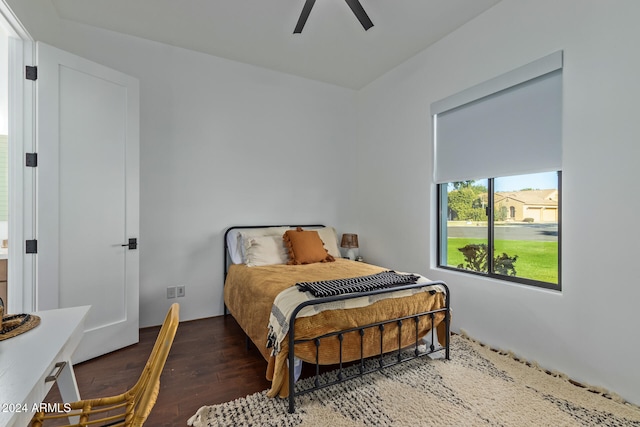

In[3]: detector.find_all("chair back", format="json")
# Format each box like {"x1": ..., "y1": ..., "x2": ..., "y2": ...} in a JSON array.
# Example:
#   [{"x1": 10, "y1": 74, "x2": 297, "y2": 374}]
[
  {"x1": 30, "y1": 303, "x2": 180, "y2": 427},
  {"x1": 128, "y1": 303, "x2": 180, "y2": 426}
]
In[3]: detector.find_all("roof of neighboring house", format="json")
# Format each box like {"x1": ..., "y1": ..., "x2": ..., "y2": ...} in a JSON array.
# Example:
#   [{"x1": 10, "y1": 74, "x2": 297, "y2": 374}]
[{"x1": 494, "y1": 189, "x2": 558, "y2": 207}]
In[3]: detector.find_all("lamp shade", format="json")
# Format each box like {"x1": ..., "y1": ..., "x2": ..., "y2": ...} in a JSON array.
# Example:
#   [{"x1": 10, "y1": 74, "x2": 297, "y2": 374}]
[{"x1": 340, "y1": 233, "x2": 359, "y2": 249}]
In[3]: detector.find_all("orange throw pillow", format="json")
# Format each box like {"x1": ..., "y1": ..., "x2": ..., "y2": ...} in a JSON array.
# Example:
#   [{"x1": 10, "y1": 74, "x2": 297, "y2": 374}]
[{"x1": 284, "y1": 227, "x2": 336, "y2": 265}]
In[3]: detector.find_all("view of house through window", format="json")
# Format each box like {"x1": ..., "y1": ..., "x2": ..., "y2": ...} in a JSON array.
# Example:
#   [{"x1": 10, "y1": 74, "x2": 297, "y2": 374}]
[{"x1": 438, "y1": 171, "x2": 560, "y2": 289}]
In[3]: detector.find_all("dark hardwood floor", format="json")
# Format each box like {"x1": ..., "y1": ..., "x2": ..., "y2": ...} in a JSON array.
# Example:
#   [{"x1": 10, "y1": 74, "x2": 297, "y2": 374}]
[{"x1": 44, "y1": 315, "x2": 272, "y2": 426}]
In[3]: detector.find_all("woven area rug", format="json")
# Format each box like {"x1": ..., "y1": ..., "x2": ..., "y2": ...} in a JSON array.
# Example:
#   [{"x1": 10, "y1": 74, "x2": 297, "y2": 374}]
[{"x1": 188, "y1": 334, "x2": 640, "y2": 426}]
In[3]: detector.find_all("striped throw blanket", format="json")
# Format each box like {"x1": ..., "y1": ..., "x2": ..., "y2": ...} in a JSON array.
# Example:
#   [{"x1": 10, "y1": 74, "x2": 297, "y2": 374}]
[{"x1": 296, "y1": 270, "x2": 419, "y2": 298}]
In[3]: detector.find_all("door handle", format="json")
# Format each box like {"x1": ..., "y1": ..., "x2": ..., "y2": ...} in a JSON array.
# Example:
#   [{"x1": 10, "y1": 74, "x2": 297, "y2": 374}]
[{"x1": 121, "y1": 238, "x2": 137, "y2": 250}]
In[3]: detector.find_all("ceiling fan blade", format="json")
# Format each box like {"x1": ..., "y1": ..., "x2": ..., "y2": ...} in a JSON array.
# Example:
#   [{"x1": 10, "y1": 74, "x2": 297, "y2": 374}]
[
  {"x1": 294, "y1": 0, "x2": 316, "y2": 34},
  {"x1": 344, "y1": 0, "x2": 374, "y2": 30}
]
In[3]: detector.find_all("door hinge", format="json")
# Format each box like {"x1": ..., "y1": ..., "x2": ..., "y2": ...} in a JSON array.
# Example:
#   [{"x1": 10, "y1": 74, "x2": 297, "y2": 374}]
[
  {"x1": 26, "y1": 65, "x2": 38, "y2": 81},
  {"x1": 121, "y1": 238, "x2": 138, "y2": 250},
  {"x1": 26, "y1": 153, "x2": 38, "y2": 167},
  {"x1": 26, "y1": 239, "x2": 38, "y2": 254}
]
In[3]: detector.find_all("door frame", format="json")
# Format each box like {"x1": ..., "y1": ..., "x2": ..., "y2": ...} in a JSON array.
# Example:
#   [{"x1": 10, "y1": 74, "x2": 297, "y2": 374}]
[{"x1": 1, "y1": 1, "x2": 36, "y2": 313}]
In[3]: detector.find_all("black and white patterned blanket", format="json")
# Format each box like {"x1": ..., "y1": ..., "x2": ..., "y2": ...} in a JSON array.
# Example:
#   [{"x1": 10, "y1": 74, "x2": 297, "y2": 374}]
[{"x1": 296, "y1": 270, "x2": 420, "y2": 298}]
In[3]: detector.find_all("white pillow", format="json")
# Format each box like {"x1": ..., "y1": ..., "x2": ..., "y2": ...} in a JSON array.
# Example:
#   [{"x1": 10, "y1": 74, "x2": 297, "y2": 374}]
[
  {"x1": 311, "y1": 226, "x2": 342, "y2": 259},
  {"x1": 226, "y1": 229, "x2": 244, "y2": 264},
  {"x1": 244, "y1": 235, "x2": 289, "y2": 267},
  {"x1": 238, "y1": 227, "x2": 290, "y2": 263}
]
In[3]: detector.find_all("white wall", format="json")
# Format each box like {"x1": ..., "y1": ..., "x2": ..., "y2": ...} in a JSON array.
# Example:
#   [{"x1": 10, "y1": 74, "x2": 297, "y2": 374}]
[
  {"x1": 356, "y1": 0, "x2": 640, "y2": 405},
  {"x1": 0, "y1": 25, "x2": 8, "y2": 241},
  {"x1": 12, "y1": 15, "x2": 359, "y2": 327},
  {"x1": 0, "y1": 24, "x2": 7, "y2": 135}
]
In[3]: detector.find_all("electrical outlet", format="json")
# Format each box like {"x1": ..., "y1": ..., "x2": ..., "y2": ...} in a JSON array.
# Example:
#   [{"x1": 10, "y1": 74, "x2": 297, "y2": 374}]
[
  {"x1": 177, "y1": 285, "x2": 185, "y2": 298},
  {"x1": 167, "y1": 286, "x2": 176, "y2": 299}
]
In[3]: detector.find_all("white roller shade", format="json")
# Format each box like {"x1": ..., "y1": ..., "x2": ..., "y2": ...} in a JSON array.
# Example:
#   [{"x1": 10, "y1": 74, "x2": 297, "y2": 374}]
[{"x1": 433, "y1": 51, "x2": 562, "y2": 184}]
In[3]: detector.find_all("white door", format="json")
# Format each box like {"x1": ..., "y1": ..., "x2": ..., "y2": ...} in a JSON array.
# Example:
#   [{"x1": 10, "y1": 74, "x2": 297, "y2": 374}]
[{"x1": 36, "y1": 42, "x2": 140, "y2": 362}]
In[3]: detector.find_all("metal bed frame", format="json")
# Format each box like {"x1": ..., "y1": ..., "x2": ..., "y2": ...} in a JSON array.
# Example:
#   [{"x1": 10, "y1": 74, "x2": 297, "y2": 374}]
[{"x1": 223, "y1": 225, "x2": 450, "y2": 413}]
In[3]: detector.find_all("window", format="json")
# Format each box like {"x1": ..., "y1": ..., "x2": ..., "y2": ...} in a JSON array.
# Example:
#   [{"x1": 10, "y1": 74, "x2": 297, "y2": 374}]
[
  {"x1": 438, "y1": 172, "x2": 560, "y2": 288},
  {"x1": 432, "y1": 52, "x2": 562, "y2": 290}
]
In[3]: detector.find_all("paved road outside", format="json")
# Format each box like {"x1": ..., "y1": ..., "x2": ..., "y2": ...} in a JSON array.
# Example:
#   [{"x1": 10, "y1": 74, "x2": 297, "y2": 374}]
[{"x1": 447, "y1": 223, "x2": 558, "y2": 241}]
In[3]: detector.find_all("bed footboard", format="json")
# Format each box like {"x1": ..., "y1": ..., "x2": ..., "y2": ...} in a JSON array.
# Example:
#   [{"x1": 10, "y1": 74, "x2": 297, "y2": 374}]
[{"x1": 287, "y1": 281, "x2": 450, "y2": 413}]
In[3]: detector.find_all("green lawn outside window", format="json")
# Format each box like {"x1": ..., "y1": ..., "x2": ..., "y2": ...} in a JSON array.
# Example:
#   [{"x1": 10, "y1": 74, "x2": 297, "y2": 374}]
[{"x1": 446, "y1": 237, "x2": 558, "y2": 285}]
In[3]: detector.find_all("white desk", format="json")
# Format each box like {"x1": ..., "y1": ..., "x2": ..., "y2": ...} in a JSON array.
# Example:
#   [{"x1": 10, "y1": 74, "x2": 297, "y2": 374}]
[{"x1": 0, "y1": 306, "x2": 90, "y2": 427}]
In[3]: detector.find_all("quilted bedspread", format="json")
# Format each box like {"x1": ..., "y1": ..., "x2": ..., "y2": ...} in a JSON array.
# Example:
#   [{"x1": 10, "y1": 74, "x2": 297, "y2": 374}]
[{"x1": 223, "y1": 258, "x2": 447, "y2": 398}]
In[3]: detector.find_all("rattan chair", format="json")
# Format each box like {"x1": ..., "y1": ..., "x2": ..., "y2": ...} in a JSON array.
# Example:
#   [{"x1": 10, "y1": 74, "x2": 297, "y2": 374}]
[{"x1": 31, "y1": 303, "x2": 180, "y2": 427}]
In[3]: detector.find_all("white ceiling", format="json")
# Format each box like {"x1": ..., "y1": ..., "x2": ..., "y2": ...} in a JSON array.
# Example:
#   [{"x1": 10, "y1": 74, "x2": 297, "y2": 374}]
[{"x1": 50, "y1": 0, "x2": 501, "y2": 89}]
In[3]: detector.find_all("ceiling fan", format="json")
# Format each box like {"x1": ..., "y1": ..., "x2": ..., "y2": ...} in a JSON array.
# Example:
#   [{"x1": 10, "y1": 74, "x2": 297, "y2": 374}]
[{"x1": 294, "y1": 0, "x2": 374, "y2": 34}]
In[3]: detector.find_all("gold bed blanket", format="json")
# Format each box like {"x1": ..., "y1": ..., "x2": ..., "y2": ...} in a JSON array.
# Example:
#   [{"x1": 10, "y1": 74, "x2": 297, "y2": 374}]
[{"x1": 223, "y1": 259, "x2": 447, "y2": 398}]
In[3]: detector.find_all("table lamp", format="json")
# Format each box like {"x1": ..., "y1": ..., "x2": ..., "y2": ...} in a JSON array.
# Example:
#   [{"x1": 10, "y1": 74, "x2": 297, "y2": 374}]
[{"x1": 340, "y1": 233, "x2": 359, "y2": 260}]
